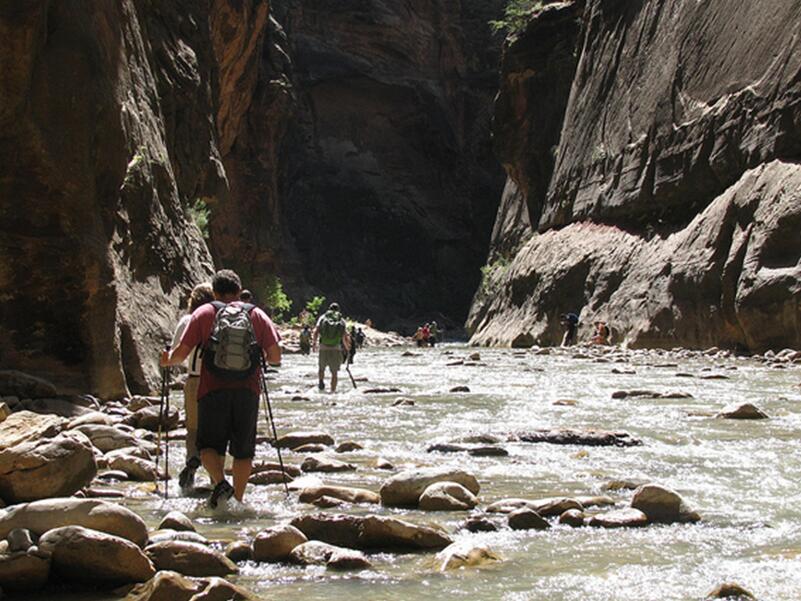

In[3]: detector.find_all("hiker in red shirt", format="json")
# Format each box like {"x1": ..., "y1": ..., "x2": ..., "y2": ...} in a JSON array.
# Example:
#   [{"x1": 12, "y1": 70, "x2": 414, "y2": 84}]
[{"x1": 161, "y1": 269, "x2": 281, "y2": 508}]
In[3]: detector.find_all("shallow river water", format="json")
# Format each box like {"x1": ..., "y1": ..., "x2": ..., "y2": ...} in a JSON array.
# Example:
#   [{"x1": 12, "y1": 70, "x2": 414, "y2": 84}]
[{"x1": 75, "y1": 345, "x2": 801, "y2": 600}]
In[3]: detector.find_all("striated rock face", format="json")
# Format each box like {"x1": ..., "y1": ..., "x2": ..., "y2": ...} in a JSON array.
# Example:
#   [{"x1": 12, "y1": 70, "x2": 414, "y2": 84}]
[
  {"x1": 263, "y1": 0, "x2": 506, "y2": 326},
  {"x1": 0, "y1": 1, "x2": 240, "y2": 397},
  {"x1": 469, "y1": 0, "x2": 801, "y2": 351}
]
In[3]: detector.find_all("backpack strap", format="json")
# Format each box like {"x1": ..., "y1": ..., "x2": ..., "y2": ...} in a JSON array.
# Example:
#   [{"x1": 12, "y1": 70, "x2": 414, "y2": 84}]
[{"x1": 211, "y1": 301, "x2": 226, "y2": 312}]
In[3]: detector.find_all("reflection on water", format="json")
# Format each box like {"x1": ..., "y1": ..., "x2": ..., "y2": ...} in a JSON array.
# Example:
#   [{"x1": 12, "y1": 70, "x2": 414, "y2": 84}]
[{"x1": 84, "y1": 346, "x2": 801, "y2": 600}]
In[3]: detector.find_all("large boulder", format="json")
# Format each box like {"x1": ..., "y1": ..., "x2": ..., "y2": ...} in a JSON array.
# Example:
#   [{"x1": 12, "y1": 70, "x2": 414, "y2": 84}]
[
  {"x1": 380, "y1": 467, "x2": 480, "y2": 507},
  {"x1": 418, "y1": 481, "x2": 478, "y2": 511},
  {"x1": 298, "y1": 485, "x2": 380, "y2": 505},
  {"x1": 0, "y1": 411, "x2": 63, "y2": 448},
  {"x1": 630, "y1": 484, "x2": 701, "y2": 524},
  {"x1": 0, "y1": 498, "x2": 148, "y2": 546},
  {"x1": 125, "y1": 405, "x2": 180, "y2": 432},
  {"x1": 145, "y1": 541, "x2": 237, "y2": 577},
  {"x1": 716, "y1": 403, "x2": 769, "y2": 419},
  {"x1": 0, "y1": 550, "x2": 51, "y2": 591},
  {"x1": 0, "y1": 371, "x2": 57, "y2": 399},
  {"x1": 435, "y1": 541, "x2": 501, "y2": 571},
  {"x1": 289, "y1": 540, "x2": 371, "y2": 570},
  {"x1": 290, "y1": 513, "x2": 452, "y2": 551},
  {"x1": 124, "y1": 570, "x2": 258, "y2": 601},
  {"x1": 252, "y1": 524, "x2": 307, "y2": 563},
  {"x1": 0, "y1": 430, "x2": 97, "y2": 503},
  {"x1": 39, "y1": 525, "x2": 155, "y2": 585},
  {"x1": 276, "y1": 431, "x2": 334, "y2": 449}
]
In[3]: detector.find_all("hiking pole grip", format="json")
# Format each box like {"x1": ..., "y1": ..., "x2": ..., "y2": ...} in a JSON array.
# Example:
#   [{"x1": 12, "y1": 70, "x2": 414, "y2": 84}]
[{"x1": 259, "y1": 354, "x2": 290, "y2": 498}]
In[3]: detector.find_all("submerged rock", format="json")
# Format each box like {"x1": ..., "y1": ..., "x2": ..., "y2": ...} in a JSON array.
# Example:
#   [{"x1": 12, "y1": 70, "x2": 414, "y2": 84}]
[
  {"x1": 289, "y1": 540, "x2": 371, "y2": 570},
  {"x1": 419, "y1": 481, "x2": 478, "y2": 511},
  {"x1": 587, "y1": 508, "x2": 648, "y2": 528},
  {"x1": 225, "y1": 541, "x2": 252, "y2": 563},
  {"x1": 0, "y1": 498, "x2": 148, "y2": 546},
  {"x1": 145, "y1": 541, "x2": 237, "y2": 577},
  {"x1": 508, "y1": 508, "x2": 550, "y2": 531},
  {"x1": 380, "y1": 467, "x2": 480, "y2": 507},
  {"x1": 630, "y1": 484, "x2": 701, "y2": 524},
  {"x1": 301, "y1": 456, "x2": 356, "y2": 473},
  {"x1": 40, "y1": 525, "x2": 155, "y2": 585},
  {"x1": 513, "y1": 429, "x2": 642, "y2": 447},
  {"x1": 298, "y1": 485, "x2": 380, "y2": 505},
  {"x1": 275, "y1": 431, "x2": 334, "y2": 449},
  {"x1": 558, "y1": 509, "x2": 586, "y2": 527},
  {"x1": 252, "y1": 524, "x2": 307, "y2": 563},
  {"x1": 461, "y1": 516, "x2": 499, "y2": 533},
  {"x1": 290, "y1": 513, "x2": 452, "y2": 550},
  {"x1": 435, "y1": 541, "x2": 501, "y2": 571},
  {"x1": 486, "y1": 497, "x2": 583, "y2": 516},
  {"x1": 124, "y1": 570, "x2": 257, "y2": 601},
  {"x1": 716, "y1": 403, "x2": 769, "y2": 419}
]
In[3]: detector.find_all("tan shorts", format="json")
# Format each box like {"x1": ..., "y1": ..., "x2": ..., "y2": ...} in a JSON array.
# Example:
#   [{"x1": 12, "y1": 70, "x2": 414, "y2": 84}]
[{"x1": 319, "y1": 348, "x2": 343, "y2": 373}]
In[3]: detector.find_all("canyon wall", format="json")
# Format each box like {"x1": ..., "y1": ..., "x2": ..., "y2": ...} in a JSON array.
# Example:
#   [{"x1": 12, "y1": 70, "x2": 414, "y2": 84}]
[
  {"x1": 263, "y1": 0, "x2": 506, "y2": 328},
  {"x1": 0, "y1": 0, "x2": 271, "y2": 397},
  {"x1": 469, "y1": 0, "x2": 801, "y2": 351}
]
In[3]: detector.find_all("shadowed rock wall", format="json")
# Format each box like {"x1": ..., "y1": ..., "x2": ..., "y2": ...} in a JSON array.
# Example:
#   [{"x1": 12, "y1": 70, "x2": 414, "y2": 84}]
[
  {"x1": 469, "y1": 0, "x2": 801, "y2": 350},
  {"x1": 0, "y1": 0, "x2": 272, "y2": 396},
  {"x1": 261, "y1": 0, "x2": 507, "y2": 328}
]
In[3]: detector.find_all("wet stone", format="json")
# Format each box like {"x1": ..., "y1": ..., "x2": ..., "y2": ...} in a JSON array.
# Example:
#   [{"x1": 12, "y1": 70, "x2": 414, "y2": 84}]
[{"x1": 508, "y1": 509, "x2": 550, "y2": 531}]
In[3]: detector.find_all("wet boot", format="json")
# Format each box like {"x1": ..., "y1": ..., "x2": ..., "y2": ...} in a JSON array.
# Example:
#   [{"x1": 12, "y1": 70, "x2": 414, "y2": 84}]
[
  {"x1": 178, "y1": 456, "x2": 201, "y2": 492},
  {"x1": 209, "y1": 479, "x2": 234, "y2": 509}
]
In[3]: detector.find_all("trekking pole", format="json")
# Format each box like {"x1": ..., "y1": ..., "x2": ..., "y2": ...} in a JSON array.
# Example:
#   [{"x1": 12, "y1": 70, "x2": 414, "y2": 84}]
[
  {"x1": 345, "y1": 364, "x2": 357, "y2": 390},
  {"x1": 155, "y1": 360, "x2": 168, "y2": 499},
  {"x1": 259, "y1": 355, "x2": 290, "y2": 497},
  {"x1": 163, "y1": 364, "x2": 171, "y2": 500}
]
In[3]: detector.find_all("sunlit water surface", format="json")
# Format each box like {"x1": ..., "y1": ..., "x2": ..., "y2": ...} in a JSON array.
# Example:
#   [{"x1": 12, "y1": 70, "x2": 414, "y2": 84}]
[{"x1": 65, "y1": 346, "x2": 801, "y2": 600}]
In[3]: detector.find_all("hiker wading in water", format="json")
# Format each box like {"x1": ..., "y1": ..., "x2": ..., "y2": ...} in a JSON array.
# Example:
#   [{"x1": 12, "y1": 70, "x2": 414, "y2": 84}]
[
  {"x1": 313, "y1": 302, "x2": 351, "y2": 392},
  {"x1": 162, "y1": 269, "x2": 281, "y2": 508},
  {"x1": 170, "y1": 282, "x2": 214, "y2": 493}
]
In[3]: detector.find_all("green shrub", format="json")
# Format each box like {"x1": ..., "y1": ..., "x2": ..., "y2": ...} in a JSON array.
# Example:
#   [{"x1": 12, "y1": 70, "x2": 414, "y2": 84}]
[
  {"x1": 188, "y1": 198, "x2": 211, "y2": 240},
  {"x1": 490, "y1": 0, "x2": 544, "y2": 35},
  {"x1": 305, "y1": 295, "x2": 326, "y2": 318},
  {"x1": 477, "y1": 256, "x2": 512, "y2": 298},
  {"x1": 262, "y1": 275, "x2": 292, "y2": 322}
]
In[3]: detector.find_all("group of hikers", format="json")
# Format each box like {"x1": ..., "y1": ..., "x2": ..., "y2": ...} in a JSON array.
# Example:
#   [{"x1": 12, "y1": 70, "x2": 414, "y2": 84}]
[
  {"x1": 412, "y1": 321, "x2": 440, "y2": 347},
  {"x1": 161, "y1": 269, "x2": 364, "y2": 510},
  {"x1": 560, "y1": 312, "x2": 611, "y2": 346}
]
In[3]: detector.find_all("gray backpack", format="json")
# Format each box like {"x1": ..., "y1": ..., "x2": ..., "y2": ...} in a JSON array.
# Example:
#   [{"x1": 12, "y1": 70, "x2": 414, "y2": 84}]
[{"x1": 204, "y1": 302, "x2": 259, "y2": 379}]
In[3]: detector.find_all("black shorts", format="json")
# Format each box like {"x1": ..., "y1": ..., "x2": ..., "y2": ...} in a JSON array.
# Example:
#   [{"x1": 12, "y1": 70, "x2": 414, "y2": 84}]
[{"x1": 197, "y1": 389, "x2": 259, "y2": 459}]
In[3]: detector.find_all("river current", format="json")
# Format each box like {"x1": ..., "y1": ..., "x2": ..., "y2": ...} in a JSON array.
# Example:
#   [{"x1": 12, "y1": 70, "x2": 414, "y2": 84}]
[{"x1": 70, "y1": 345, "x2": 801, "y2": 600}]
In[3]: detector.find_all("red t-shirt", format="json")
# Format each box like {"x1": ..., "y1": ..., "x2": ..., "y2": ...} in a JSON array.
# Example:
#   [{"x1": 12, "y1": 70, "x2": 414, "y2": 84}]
[{"x1": 180, "y1": 302, "x2": 280, "y2": 399}]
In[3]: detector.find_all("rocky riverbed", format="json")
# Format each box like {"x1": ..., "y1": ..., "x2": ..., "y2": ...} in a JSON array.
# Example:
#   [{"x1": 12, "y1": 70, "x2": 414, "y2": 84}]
[{"x1": 1, "y1": 344, "x2": 800, "y2": 600}]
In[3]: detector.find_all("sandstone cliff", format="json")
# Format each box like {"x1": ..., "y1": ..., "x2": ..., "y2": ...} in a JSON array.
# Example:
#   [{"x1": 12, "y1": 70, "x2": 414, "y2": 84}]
[
  {"x1": 262, "y1": 0, "x2": 507, "y2": 328},
  {"x1": 0, "y1": 1, "x2": 272, "y2": 397},
  {"x1": 469, "y1": 0, "x2": 801, "y2": 351}
]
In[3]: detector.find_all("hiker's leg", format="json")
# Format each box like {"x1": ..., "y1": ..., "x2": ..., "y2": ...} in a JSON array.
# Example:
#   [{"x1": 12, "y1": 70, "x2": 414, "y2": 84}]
[
  {"x1": 232, "y1": 458, "x2": 252, "y2": 501},
  {"x1": 201, "y1": 449, "x2": 225, "y2": 484},
  {"x1": 230, "y1": 391, "x2": 259, "y2": 501},
  {"x1": 184, "y1": 376, "x2": 200, "y2": 464},
  {"x1": 331, "y1": 370, "x2": 338, "y2": 392}
]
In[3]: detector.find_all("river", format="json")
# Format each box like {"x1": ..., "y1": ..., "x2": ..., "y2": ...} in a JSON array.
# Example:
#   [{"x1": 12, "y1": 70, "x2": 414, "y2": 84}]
[{"x1": 61, "y1": 344, "x2": 801, "y2": 600}]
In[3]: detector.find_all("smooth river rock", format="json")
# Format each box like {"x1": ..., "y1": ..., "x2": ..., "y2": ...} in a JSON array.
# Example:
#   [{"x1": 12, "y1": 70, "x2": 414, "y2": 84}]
[
  {"x1": 630, "y1": 484, "x2": 701, "y2": 524},
  {"x1": 291, "y1": 513, "x2": 452, "y2": 550},
  {"x1": 486, "y1": 497, "x2": 583, "y2": 516},
  {"x1": 39, "y1": 525, "x2": 155, "y2": 585},
  {"x1": 587, "y1": 508, "x2": 649, "y2": 528},
  {"x1": 0, "y1": 410, "x2": 63, "y2": 448},
  {"x1": 252, "y1": 524, "x2": 308, "y2": 562},
  {"x1": 508, "y1": 508, "x2": 550, "y2": 531},
  {"x1": 0, "y1": 430, "x2": 97, "y2": 503},
  {"x1": 158, "y1": 511, "x2": 195, "y2": 533},
  {"x1": 435, "y1": 541, "x2": 501, "y2": 571},
  {"x1": 276, "y1": 431, "x2": 334, "y2": 449},
  {"x1": 301, "y1": 456, "x2": 356, "y2": 473},
  {"x1": 145, "y1": 540, "x2": 238, "y2": 577},
  {"x1": 108, "y1": 454, "x2": 158, "y2": 481},
  {"x1": 380, "y1": 467, "x2": 480, "y2": 507},
  {"x1": 0, "y1": 550, "x2": 51, "y2": 591},
  {"x1": 0, "y1": 498, "x2": 148, "y2": 546},
  {"x1": 716, "y1": 403, "x2": 769, "y2": 419},
  {"x1": 513, "y1": 429, "x2": 642, "y2": 447},
  {"x1": 289, "y1": 540, "x2": 371, "y2": 570},
  {"x1": 418, "y1": 481, "x2": 478, "y2": 511}
]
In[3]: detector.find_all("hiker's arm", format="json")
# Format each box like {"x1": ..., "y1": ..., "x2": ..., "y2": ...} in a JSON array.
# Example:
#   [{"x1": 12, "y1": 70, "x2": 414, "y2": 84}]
[
  {"x1": 311, "y1": 327, "x2": 319, "y2": 349},
  {"x1": 161, "y1": 343, "x2": 191, "y2": 367},
  {"x1": 264, "y1": 343, "x2": 281, "y2": 367}
]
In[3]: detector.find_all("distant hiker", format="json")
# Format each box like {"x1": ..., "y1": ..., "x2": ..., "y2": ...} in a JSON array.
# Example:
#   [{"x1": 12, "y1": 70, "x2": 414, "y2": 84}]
[
  {"x1": 313, "y1": 302, "x2": 351, "y2": 392},
  {"x1": 422, "y1": 323, "x2": 431, "y2": 346},
  {"x1": 560, "y1": 313, "x2": 580, "y2": 347},
  {"x1": 299, "y1": 325, "x2": 312, "y2": 355},
  {"x1": 365, "y1": 318, "x2": 374, "y2": 329},
  {"x1": 428, "y1": 321, "x2": 439, "y2": 346},
  {"x1": 592, "y1": 321, "x2": 611, "y2": 345},
  {"x1": 239, "y1": 289, "x2": 253, "y2": 303},
  {"x1": 162, "y1": 269, "x2": 281, "y2": 509},
  {"x1": 355, "y1": 327, "x2": 366, "y2": 348},
  {"x1": 413, "y1": 327, "x2": 425, "y2": 347},
  {"x1": 170, "y1": 282, "x2": 214, "y2": 493},
  {"x1": 346, "y1": 325, "x2": 358, "y2": 365}
]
